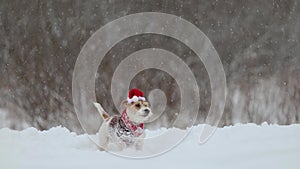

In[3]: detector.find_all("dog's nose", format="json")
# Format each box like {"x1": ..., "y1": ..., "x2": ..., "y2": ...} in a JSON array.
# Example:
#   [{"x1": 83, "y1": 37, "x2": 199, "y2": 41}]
[{"x1": 144, "y1": 109, "x2": 150, "y2": 114}]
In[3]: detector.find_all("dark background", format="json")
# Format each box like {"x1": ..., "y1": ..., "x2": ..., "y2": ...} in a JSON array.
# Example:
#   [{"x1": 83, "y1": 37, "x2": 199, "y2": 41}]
[{"x1": 0, "y1": 0, "x2": 299, "y2": 133}]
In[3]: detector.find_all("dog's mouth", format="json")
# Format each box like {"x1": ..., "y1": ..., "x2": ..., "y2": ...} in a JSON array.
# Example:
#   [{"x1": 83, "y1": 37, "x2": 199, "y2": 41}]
[
  {"x1": 140, "y1": 112, "x2": 153, "y2": 122},
  {"x1": 139, "y1": 112, "x2": 148, "y2": 117}
]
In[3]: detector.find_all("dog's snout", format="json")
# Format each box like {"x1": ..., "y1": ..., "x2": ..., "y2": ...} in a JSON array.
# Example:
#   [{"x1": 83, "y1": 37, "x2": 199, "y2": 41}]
[{"x1": 144, "y1": 108, "x2": 150, "y2": 114}]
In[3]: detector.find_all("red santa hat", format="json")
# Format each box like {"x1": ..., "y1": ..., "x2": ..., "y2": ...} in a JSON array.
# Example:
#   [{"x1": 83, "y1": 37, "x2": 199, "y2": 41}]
[{"x1": 127, "y1": 88, "x2": 146, "y2": 104}]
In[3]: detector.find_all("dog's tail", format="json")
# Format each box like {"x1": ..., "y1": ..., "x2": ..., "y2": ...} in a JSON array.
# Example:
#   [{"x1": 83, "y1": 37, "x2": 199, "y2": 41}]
[{"x1": 93, "y1": 102, "x2": 110, "y2": 121}]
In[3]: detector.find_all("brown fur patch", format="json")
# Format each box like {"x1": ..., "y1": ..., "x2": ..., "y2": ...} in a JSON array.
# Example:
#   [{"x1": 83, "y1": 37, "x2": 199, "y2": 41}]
[
  {"x1": 128, "y1": 100, "x2": 150, "y2": 111},
  {"x1": 102, "y1": 113, "x2": 110, "y2": 120}
]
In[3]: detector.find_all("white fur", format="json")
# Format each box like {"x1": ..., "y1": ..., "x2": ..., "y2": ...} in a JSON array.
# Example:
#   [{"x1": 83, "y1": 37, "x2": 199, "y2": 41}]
[{"x1": 94, "y1": 102, "x2": 152, "y2": 151}]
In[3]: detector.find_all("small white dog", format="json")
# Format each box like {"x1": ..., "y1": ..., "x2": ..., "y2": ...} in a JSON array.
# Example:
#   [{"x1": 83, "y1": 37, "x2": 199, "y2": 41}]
[{"x1": 94, "y1": 88, "x2": 152, "y2": 151}]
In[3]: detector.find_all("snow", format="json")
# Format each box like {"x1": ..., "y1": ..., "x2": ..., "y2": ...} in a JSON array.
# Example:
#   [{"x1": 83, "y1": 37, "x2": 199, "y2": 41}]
[{"x1": 0, "y1": 124, "x2": 300, "y2": 169}]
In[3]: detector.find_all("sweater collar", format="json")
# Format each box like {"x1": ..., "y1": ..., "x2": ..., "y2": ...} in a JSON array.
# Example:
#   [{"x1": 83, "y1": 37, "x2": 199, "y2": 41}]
[{"x1": 121, "y1": 109, "x2": 144, "y2": 136}]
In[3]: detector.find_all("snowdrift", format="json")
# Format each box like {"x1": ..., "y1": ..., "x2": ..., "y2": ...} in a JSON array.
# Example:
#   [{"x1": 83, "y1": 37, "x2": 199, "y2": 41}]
[{"x1": 0, "y1": 124, "x2": 299, "y2": 169}]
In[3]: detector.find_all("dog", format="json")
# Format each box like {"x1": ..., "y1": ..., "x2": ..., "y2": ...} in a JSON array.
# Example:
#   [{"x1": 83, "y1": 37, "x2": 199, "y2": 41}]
[{"x1": 94, "y1": 88, "x2": 152, "y2": 151}]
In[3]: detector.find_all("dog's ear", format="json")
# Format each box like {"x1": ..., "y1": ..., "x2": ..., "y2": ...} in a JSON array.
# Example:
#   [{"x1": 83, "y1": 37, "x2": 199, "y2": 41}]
[{"x1": 120, "y1": 99, "x2": 129, "y2": 107}]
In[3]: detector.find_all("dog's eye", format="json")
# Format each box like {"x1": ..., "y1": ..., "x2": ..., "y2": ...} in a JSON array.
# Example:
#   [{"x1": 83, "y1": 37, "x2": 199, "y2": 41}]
[{"x1": 135, "y1": 103, "x2": 141, "y2": 108}]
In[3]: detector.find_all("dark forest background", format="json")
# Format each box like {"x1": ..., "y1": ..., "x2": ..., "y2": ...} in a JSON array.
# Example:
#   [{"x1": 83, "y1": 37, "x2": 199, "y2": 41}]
[{"x1": 0, "y1": 0, "x2": 299, "y2": 133}]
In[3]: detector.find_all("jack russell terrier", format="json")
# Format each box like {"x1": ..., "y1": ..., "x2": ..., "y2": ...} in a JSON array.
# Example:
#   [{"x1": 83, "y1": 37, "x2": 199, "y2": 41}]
[{"x1": 94, "y1": 88, "x2": 153, "y2": 151}]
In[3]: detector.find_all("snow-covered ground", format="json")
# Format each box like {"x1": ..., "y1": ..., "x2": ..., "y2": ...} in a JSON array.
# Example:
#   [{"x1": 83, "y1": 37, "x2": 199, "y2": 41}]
[{"x1": 0, "y1": 124, "x2": 299, "y2": 169}]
